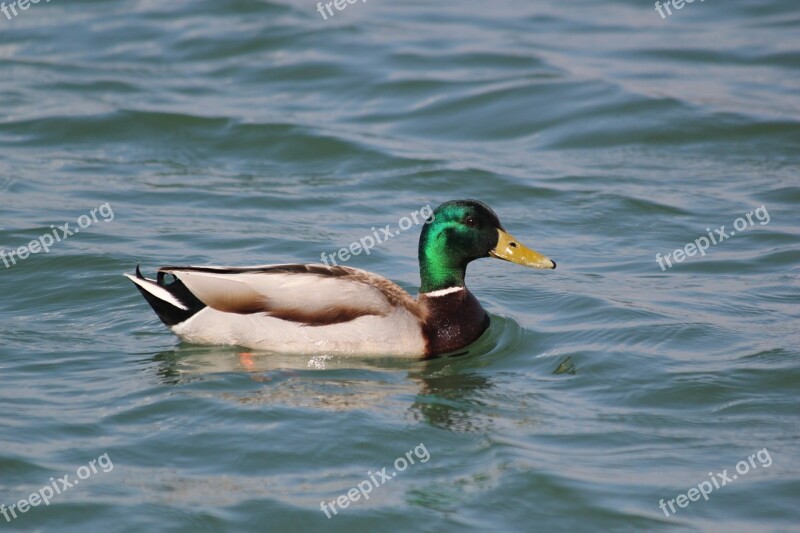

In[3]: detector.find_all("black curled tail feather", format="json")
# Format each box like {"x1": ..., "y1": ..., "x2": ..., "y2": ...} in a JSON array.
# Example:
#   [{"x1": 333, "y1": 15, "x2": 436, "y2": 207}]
[{"x1": 129, "y1": 264, "x2": 206, "y2": 327}]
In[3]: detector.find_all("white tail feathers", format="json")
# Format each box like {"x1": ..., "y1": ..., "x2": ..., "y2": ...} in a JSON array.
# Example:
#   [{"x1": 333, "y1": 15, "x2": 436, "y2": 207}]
[{"x1": 123, "y1": 273, "x2": 188, "y2": 311}]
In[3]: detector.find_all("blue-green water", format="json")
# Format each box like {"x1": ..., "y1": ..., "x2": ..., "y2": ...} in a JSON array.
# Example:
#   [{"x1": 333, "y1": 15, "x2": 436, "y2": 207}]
[{"x1": 1, "y1": 1, "x2": 799, "y2": 531}]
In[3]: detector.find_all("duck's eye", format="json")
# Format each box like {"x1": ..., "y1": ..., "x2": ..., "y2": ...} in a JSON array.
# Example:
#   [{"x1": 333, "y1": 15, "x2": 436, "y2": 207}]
[{"x1": 464, "y1": 216, "x2": 478, "y2": 228}]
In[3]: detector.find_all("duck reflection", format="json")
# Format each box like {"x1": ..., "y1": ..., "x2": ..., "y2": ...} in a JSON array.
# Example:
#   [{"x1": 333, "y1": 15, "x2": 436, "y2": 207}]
[
  {"x1": 147, "y1": 343, "x2": 497, "y2": 432},
  {"x1": 407, "y1": 363, "x2": 495, "y2": 433}
]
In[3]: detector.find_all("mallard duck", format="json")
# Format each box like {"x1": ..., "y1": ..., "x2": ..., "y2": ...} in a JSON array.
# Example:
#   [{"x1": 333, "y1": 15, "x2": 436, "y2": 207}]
[{"x1": 125, "y1": 200, "x2": 555, "y2": 358}]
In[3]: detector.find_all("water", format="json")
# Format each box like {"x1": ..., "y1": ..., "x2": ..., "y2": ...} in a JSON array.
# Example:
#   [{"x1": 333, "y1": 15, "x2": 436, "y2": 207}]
[{"x1": 1, "y1": 1, "x2": 799, "y2": 531}]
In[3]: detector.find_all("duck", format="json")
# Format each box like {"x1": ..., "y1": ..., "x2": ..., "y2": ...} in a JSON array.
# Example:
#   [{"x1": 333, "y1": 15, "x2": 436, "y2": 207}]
[{"x1": 125, "y1": 200, "x2": 556, "y2": 359}]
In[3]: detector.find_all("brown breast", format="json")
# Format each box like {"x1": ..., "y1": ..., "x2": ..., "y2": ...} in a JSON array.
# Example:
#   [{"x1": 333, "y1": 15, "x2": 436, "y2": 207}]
[{"x1": 419, "y1": 289, "x2": 490, "y2": 358}]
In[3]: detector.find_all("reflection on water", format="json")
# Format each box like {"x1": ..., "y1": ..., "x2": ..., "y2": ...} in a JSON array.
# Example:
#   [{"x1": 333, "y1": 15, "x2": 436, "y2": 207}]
[
  {"x1": 145, "y1": 315, "x2": 540, "y2": 433},
  {"x1": 409, "y1": 367, "x2": 495, "y2": 433}
]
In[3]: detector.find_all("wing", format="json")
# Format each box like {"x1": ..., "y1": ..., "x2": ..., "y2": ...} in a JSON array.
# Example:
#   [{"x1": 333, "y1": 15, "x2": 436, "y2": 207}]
[{"x1": 157, "y1": 264, "x2": 421, "y2": 326}]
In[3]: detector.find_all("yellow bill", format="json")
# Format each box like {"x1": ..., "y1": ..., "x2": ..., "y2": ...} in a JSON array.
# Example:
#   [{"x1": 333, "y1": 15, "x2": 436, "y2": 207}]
[{"x1": 489, "y1": 229, "x2": 556, "y2": 269}]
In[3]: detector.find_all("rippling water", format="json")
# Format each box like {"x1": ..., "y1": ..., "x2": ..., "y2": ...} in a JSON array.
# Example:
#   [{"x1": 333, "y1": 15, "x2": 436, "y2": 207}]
[{"x1": 1, "y1": 1, "x2": 798, "y2": 531}]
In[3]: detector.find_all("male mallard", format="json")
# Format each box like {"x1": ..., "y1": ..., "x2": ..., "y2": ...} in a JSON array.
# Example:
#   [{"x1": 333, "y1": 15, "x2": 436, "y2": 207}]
[{"x1": 125, "y1": 200, "x2": 555, "y2": 358}]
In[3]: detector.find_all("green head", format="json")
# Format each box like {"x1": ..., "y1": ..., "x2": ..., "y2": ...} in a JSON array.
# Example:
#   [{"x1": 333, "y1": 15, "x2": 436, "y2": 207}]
[{"x1": 418, "y1": 200, "x2": 556, "y2": 293}]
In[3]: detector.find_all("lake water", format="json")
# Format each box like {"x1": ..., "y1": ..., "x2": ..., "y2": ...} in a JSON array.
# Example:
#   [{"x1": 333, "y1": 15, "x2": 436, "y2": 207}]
[{"x1": 0, "y1": 1, "x2": 798, "y2": 531}]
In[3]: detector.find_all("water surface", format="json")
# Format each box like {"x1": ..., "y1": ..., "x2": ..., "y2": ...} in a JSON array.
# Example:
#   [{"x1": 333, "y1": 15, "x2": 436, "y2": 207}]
[{"x1": 0, "y1": 1, "x2": 798, "y2": 531}]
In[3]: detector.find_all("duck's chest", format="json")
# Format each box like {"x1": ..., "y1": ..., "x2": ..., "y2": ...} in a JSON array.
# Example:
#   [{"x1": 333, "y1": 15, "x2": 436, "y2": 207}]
[{"x1": 420, "y1": 289, "x2": 490, "y2": 357}]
